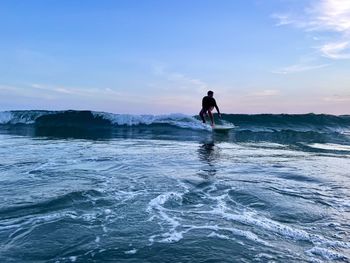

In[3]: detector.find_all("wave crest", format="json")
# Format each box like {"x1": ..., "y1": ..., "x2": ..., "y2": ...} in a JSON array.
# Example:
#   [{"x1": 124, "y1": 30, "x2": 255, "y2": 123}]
[
  {"x1": 1, "y1": 110, "x2": 350, "y2": 134},
  {"x1": 0, "y1": 110, "x2": 208, "y2": 130}
]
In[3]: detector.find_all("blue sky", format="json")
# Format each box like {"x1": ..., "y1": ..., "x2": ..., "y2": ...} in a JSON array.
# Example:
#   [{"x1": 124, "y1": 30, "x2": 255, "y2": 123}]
[{"x1": 0, "y1": 0, "x2": 349, "y2": 114}]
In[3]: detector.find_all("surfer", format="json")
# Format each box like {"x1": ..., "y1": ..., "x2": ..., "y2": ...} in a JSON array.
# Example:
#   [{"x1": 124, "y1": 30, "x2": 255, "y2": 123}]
[{"x1": 199, "y1": 90, "x2": 221, "y2": 127}]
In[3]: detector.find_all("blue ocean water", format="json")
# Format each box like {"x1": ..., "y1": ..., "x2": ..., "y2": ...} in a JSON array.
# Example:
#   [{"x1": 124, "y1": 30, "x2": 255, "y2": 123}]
[{"x1": 0, "y1": 110, "x2": 350, "y2": 262}]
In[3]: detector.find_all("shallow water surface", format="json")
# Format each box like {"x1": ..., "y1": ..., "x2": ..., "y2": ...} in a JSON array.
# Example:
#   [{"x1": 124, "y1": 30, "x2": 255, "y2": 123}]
[
  {"x1": 1, "y1": 111, "x2": 350, "y2": 262},
  {"x1": 0, "y1": 133, "x2": 350, "y2": 262}
]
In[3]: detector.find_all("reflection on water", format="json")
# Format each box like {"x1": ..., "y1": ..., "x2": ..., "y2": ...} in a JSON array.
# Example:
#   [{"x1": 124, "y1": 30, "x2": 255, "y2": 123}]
[
  {"x1": 1, "y1": 123, "x2": 350, "y2": 149},
  {"x1": 197, "y1": 140, "x2": 217, "y2": 179}
]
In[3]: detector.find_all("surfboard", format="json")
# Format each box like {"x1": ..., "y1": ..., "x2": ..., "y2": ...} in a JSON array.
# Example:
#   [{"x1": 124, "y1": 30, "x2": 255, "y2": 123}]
[{"x1": 212, "y1": 125, "x2": 234, "y2": 132}]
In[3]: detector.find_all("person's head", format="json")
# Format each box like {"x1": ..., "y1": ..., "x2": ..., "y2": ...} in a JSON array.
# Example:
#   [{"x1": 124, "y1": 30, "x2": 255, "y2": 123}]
[{"x1": 207, "y1": 90, "x2": 214, "y2": 97}]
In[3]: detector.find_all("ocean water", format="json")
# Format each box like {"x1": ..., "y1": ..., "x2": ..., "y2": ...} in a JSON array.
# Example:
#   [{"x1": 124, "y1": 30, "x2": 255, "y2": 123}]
[{"x1": 0, "y1": 110, "x2": 350, "y2": 263}]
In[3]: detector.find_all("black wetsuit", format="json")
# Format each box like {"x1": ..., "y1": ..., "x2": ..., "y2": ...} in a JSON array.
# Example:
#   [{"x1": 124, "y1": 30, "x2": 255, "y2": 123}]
[
  {"x1": 199, "y1": 96, "x2": 220, "y2": 123},
  {"x1": 202, "y1": 96, "x2": 217, "y2": 111}
]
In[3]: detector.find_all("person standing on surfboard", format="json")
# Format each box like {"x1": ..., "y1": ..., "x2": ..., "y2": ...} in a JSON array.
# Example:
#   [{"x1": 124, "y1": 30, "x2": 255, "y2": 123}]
[{"x1": 199, "y1": 90, "x2": 221, "y2": 127}]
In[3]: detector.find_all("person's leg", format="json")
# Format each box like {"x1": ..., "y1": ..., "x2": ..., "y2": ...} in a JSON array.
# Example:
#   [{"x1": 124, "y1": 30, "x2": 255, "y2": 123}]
[
  {"x1": 208, "y1": 107, "x2": 215, "y2": 126},
  {"x1": 208, "y1": 110, "x2": 214, "y2": 126},
  {"x1": 199, "y1": 109, "x2": 206, "y2": 123}
]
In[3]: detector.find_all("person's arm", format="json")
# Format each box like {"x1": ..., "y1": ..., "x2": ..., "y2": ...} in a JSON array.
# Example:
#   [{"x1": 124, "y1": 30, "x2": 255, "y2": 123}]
[{"x1": 214, "y1": 100, "x2": 222, "y2": 118}]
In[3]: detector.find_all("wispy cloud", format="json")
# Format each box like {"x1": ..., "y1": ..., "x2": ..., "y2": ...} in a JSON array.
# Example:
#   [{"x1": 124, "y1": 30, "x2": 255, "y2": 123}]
[
  {"x1": 2, "y1": 83, "x2": 145, "y2": 102},
  {"x1": 273, "y1": 0, "x2": 350, "y2": 59},
  {"x1": 30, "y1": 84, "x2": 78, "y2": 95},
  {"x1": 249, "y1": 89, "x2": 281, "y2": 97},
  {"x1": 2, "y1": 81, "x2": 212, "y2": 113},
  {"x1": 319, "y1": 41, "x2": 350, "y2": 59},
  {"x1": 152, "y1": 64, "x2": 210, "y2": 94},
  {"x1": 309, "y1": 0, "x2": 350, "y2": 32},
  {"x1": 273, "y1": 14, "x2": 301, "y2": 27},
  {"x1": 273, "y1": 63, "x2": 330, "y2": 74},
  {"x1": 150, "y1": 64, "x2": 233, "y2": 113},
  {"x1": 323, "y1": 95, "x2": 350, "y2": 102}
]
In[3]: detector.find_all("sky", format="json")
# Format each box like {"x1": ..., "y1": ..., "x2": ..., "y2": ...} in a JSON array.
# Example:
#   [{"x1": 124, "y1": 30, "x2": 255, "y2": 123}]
[{"x1": 0, "y1": 0, "x2": 350, "y2": 115}]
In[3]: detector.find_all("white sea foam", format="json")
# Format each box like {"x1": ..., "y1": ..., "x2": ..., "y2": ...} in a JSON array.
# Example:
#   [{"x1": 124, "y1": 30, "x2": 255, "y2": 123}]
[
  {"x1": 209, "y1": 202, "x2": 350, "y2": 248},
  {"x1": 149, "y1": 186, "x2": 350, "y2": 252},
  {"x1": 1, "y1": 211, "x2": 79, "y2": 232},
  {"x1": 147, "y1": 192, "x2": 183, "y2": 229},
  {"x1": 124, "y1": 248, "x2": 137, "y2": 254},
  {"x1": 0, "y1": 110, "x2": 212, "y2": 130},
  {"x1": 69, "y1": 256, "x2": 77, "y2": 262},
  {"x1": 94, "y1": 112, "x2": 210, "y2": 130},
  {"x1": 1, "y1": 211, "x2": 83, "y2": 252},
  {"x1": 207, "y1": 232, "x2": 230, "y2": 240},
  {"x1": 309, "y1": 143, "x2": 350, "y2": 152},
  {"x1": 0, "y1": 110, "x2": 56, "y2": 124},
  {"x1": 147, "y1": 191, "x2": 190, "y2": 243},
  {"x1": 147, "y1": 190, "x2": 271, "y2": 245},
  {"x1": 104, "y1": 209, "x2": 112, "y2": 215},
  {"x1": 0, "y1": 111, "x2": 13, "y2": 124},
  {"x1": 148, "y1": 192, "x2": 183, "y2": 208},
  {"x1": 306, "y1": 246, "x2": 346, "y2": 260},
  {"x1": 189, "y1": 225, "x2": 269, "y2": 246},
  {"x1": 202, "y1": 193, "x2": 350, "y2": 254}
]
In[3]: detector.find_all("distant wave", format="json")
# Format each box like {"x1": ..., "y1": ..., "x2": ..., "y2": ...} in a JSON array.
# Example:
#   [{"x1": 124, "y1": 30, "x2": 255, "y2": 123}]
[
  {"x1": 1, "y1": 110, "x2": 349, "y2": 133},
  {"x1": 0, "y1": 110, "x2": 55, "y2": 125},
  {"x1": 225, "y1": 113, "x2": 350, "y2": 133},
  {"x1": 0, "y1": 110, "x2": 208, "y2": 130},
  {"x1": 1, "y1": 110, "x2": 350, "y2": 146}
]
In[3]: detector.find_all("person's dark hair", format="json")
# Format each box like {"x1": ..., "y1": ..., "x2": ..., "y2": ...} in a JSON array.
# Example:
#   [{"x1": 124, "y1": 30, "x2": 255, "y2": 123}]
[{"x1": 207, "y1": 90, "x2": 214, "y2": 96}]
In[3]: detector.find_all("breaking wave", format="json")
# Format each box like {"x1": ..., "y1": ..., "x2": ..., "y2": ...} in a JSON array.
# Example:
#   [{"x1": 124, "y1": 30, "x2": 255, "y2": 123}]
[
  {"x1": 1, "y1": 110, "x2": 349, "y2": 131},
  {"x1": 1, "y1": 110, "x2": 350, "y2": 145}
]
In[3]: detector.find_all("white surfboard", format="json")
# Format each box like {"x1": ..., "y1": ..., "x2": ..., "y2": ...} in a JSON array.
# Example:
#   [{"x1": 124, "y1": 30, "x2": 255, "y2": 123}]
[{"x1": 212, "y1": 125, "x2": 234, "y2": 131}]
